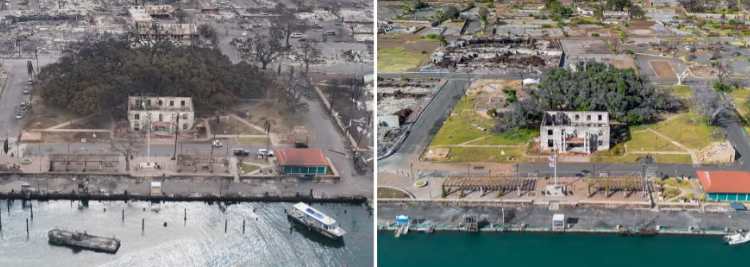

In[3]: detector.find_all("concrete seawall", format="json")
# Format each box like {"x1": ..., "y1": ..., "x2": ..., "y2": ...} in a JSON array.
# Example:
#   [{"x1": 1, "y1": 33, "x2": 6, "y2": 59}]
[
  {"x1": 378, "y1": 200, "x2": 746, "y2": 237},
  {"x1": 0, "y1": 191, "x2": 369, "y2": 204}
]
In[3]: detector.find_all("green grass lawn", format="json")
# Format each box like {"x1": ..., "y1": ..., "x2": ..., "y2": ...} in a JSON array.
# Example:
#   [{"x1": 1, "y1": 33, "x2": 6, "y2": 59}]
[
  {"x1": 730, "y1": 89, "x2": 750, "y2": 115},
  {"x1": 435, "y1": 146, "x2": 525, "y2": 162},
  {"x1": 430, "y1": 95, "x2": 495, "y2": 145},
  {"x1": 656, "y1": 177, "x2": 694, "y2": 189},
  {"x1": 671, "y1": 85, "x2": 692, "y2": 99},
  {"x1": 624, "y1": 131, "x2": 685, "y2": 152},
  {"x1": 241, "y1": 163, "x2": 260, "y2": 174},
  {"x1": 470, "y1": 128, "x2": 538, "y2": 146},
  {"x1": 377, "y1": 46, "x2": 428, "y2": 72},
  {"x1": 650, "y1": 112, "x2": 719, "y2": 150}
]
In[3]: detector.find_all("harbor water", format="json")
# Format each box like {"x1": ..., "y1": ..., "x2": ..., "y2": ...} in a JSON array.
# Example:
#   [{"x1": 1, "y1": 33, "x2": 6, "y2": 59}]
[
  {"x1": 0, "y1": 200, "x2": 372, "y2": 267},
  {"x1": 378, "y1": 231, "x2": 748, "y2": 267}
]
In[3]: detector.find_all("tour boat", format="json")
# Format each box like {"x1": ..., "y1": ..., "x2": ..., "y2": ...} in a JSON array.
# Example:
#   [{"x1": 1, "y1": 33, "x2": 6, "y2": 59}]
[
  {"x1": 287, "y1": 202, "x2": 346, "y2": 240},
  {"x1": 724, "y1": 229, "x2": 750, "y2": 245}
]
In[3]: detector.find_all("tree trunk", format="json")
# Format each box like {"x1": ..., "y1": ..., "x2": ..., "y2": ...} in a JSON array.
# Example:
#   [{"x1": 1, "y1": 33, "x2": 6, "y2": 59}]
[
  {"x1": 124, "y1": 156, "x2": 130, "y2": 171},
  {"x1": 261, "y1": 62, "x2": 268, "y2": 69},
  {"x1": 285, "y1": 35, "x2": 290, "y2": 47}
]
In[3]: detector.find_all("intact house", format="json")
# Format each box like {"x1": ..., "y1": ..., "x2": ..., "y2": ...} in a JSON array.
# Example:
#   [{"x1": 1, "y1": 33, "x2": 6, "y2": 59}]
[
  {"x1": 540, "y1": 111, "x2": 610, "y2": 154},
  {"x1": 127, "y1": 97, "x2": 195, "y2": 136},
  {"x1": 274, "y1": 148, "x2": 330, "y2": 175},
  {"x1": 696, "y1": 171, "x2": 750, "y2": 202}
]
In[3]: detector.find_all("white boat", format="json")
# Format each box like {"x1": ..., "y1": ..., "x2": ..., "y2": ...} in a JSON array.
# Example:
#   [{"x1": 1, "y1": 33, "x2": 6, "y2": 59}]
[
  {"x1": 403, "y1": 222, "x2": 410, "y2": 235},
  {"x1": 724, "y1": 230, "x2": 750, "y2": 245},
  {"x1": 287, "y1": 202, "x2": 346, "y2": 240}
]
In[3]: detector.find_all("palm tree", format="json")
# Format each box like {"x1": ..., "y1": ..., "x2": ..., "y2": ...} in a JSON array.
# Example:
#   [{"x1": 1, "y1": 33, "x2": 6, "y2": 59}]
[{"x1": 261, "y1": 118, "x2": 276, "y2": 158}]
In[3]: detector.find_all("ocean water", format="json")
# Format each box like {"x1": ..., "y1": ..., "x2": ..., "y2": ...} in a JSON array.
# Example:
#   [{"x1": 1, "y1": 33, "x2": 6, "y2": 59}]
[
  {"x1": 0, "y1": 200, "x2": 372, "y2": 267},
  {"x1": 378, "y1": 231, "x2": 748, "y2": 267}
]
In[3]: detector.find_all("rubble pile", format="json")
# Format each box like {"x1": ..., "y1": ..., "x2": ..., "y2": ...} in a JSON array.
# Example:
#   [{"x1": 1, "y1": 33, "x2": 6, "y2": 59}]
[
  {"x1": 295, "y1": 9, "x2": 338, "y2": 22},
  {"x1": 336, "y1": 49, "x2": 373, "y2": 63},
  {"x1": 425, "y1": 37, "x2": 562, "y2": 73}
]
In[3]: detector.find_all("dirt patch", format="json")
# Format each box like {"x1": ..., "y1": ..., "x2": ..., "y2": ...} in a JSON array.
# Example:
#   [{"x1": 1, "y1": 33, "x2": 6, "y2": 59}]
[
  {"x1": 690, "y1": 66, "x2": 748, "y2": 79},
  {"x1": 61, "y1": 115, "x2": 113, "y2": 130},
  {"x1": 23, "y1": 101, "x2": 80, "y2": 130},
  {"x1": 650, "y1": 60, "x2": 677, "y2": 77},
  {"x1": 607, "y1": 58, "x2": 636, "y2": 70},
  {"x1": 274, "y1": 125, "x2": 314, "y2": 144},
  {"x1": 698, "y1": 141, "x2": 735, "y2": 163},
  {"x1": 423, "y1": 147, "x2": 450, "y2": 160},
  {"x1": 42, "y1": 132, "x2": 108, "y2": 144},
  {"x1": 212, "y1": 116, "x2": 264, "y2": 135},
  {"x1": 242, "y1": 101, "x2": 305, "y2": 135}
]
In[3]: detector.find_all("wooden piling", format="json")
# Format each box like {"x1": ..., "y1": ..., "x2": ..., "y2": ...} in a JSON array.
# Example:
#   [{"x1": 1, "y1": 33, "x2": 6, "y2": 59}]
[
  {"x1": 0, "y1": 208, "x2": 2, "y2": 231},
  {"x1": 30, "y1": 202, "x2": 33, "y2": 220},
  {"x1": 242, "y1": 219, "x2": 245, "y2": 234},
  {"x1": 184, "y1": 209, "x2": 186, "y2": 221},
  {"x1": 225, "y1": 219, "x2": 227, "y2": 233},
  {"x1": 142, "y1": 218, "x2": 145, "y2": 231},
  {"x1": 26, "y1": 218, "x2": 29, "y2": 237},
  {"x1": 122, "y1": 209, "x2": 125, "y2": 221}
]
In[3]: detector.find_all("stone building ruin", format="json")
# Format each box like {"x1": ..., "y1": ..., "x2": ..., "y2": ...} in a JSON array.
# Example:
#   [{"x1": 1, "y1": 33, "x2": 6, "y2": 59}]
[{"x1": 540, "y1": 111, "x2": 610, "y2": 154}]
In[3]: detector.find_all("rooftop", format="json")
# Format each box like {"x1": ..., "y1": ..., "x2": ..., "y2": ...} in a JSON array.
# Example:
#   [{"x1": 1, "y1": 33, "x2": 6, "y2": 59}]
[
  {"x1": 275, "y1": 148, "x2": 329, "y2": 167},
  {"x1": 696, "y1": 171, "x2": 750, "y2": 194}
]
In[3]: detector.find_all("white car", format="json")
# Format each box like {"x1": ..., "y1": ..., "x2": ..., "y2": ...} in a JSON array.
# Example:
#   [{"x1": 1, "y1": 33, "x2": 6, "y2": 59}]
[
  {"x1": 212, "y1": 140, "x2": 222, "y2": 147},
  {"x1": 257, "y1": 149, "x2": 275, "y2": 157},
  {"x1": 290, "y1": 33, "x2": 304, "y2": 38}
]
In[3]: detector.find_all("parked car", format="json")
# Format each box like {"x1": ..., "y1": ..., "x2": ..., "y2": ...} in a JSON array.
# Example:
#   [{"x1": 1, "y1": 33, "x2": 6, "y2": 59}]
[
  {"x1": 19, "y1": 102, "x2": 27, "y2": 110},
  {"x1": 257, "y1": 148, "x2": 275, "y2": 158},
  {"x1": 27, "y1": 78, "x2": 32, "y2": 85},
  {"x1": 15, "y1": 112, "x2": 23, "y2": 119},
  {"x1": 23, "y1": 88, "x2": 29, "y2": 95},
  {"x1": 298, "y1": 37, "x2": 307, "y2": 42},
  {"x1": 294, "y1": 142, "x2": 308, "y2": 148},
  {"x1": 212, "y1": 139, "x2": 222, "y2": 147},
  {"x1": 325, "y1": 30, "x2": 336, "y2": 36},
  {"x1": 233, "y1": 148, "x2": 250, "y2": 156},
  {"x1": 290, "y1": 32, "x2": 304, "y2": 38}
]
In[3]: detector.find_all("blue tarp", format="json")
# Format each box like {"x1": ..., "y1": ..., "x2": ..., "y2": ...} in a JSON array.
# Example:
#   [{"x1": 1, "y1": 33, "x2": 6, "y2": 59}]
[{"x1": 730, "y1": 202, "x2": 747, "y2": 211}]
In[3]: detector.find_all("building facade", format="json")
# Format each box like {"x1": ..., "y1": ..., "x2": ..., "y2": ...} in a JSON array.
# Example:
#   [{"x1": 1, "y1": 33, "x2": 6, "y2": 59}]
[
  {"x1": 127, "y1": 97, "x2": 194, "y2": 136},
  {"x1": 697, "y1": 171, "x2": 750, "y2": 202},
  {"x1": 540, "y1": 111, "x2": 610, "y2": 154},
  {"x1": 274, "y1": 148, "x2": 329, "y2": 175}
]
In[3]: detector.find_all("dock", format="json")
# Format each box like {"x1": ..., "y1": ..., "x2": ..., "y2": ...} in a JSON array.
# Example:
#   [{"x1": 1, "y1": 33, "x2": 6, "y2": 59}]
[{"x1": 48, "y1": 229, "x2": 121, "y2": 254}]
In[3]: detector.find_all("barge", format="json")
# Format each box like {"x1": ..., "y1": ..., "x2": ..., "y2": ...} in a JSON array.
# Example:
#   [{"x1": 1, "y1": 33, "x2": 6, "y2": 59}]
[
  {"x1": 287, "y1": 202, "x2": 346, "y2": 240},
  {"x1": 48, "y1": 229, "x2": 121, "y2": 254}
]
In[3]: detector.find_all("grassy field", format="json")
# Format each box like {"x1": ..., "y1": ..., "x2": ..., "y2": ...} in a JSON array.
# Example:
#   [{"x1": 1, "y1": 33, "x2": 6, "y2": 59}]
[
  {"x1": 671, "y1": 85, "x2": 692, "y2": 99},
  {"x1": 592, "y1": 153, "x2": 692, "y2": 164},
  {"x1": 624, "y1": 131, "x2": 684, "y2": 152},
  {"x1": 470, "y1": 128, "x2": 539, "y2": 146},
  {"x1": 377, "y1": 46, "x2": 429, "y2": 72},
  {"x1": 656, "y1": 178, "x2": 694, "y2": 189},
  {"x1": 377, "y1": 187, "x2": 411, "y2": 199},
  {"x1": 430, "y1": 96, "x2": 494, "y2": 145},
  {"x1": 241, "y1": 163, "x2": 260, "y2": 174},
  {"x1": 434, "y1": 147, "x2": 525, "y2": 162},
  {"x1": 730, "y1": 89, "x2": 750, "y2": 115},
  {"x1": 650, "y1": 112, "x2": 719, "y2": 150}
]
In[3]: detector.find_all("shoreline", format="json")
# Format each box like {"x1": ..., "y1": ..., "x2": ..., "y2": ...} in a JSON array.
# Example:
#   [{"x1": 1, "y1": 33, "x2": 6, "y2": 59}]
[
  {"x1": 377, "y1": 201, "x2": 748, "y2": 238},
  {"x1": 0, "y1": 192, "x2": 370, "y2": 204}
]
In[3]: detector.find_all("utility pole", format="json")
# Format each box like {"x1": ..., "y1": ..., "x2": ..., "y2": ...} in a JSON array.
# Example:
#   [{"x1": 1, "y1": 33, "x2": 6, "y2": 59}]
[{"x1": 172, "y1": 113, "x2": 179, "y2": 160}]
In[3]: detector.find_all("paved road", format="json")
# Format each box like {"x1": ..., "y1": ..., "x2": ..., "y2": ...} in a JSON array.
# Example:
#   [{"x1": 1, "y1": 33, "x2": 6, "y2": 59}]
[
  {"x1": 1, "y1": 58, "x2": 57, "y2": 138},
  {"x1": 378, "y1": 72, "x2": 539, "y2": 80}
]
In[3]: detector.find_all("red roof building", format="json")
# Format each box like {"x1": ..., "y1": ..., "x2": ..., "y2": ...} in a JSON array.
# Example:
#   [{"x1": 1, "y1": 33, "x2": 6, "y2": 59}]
[
  {"x1": 696, "y1": 171, "x2": 750, "y2": 201},
  {"x1": 274, "y1": 149, "x2": 329, "y2": 175}
]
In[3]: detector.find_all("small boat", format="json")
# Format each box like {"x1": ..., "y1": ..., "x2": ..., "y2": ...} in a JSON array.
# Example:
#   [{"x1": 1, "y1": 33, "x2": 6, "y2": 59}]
[
  {"x1": 287, "y1": 202, "x2": 346, "y2": 240},
  {"x1": 403, "y1": 222, "x2": 410, "y2": 235},
  {"x1": 416, "y1": 226, "x2": 435, "y2": 233},
  {"x1": 724, "y1": 229, "x2": 750, "y2": 245},
  {"x1": 395, "y1": 225, "x2": 403, "y2": 238}
]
